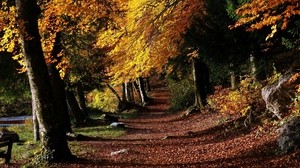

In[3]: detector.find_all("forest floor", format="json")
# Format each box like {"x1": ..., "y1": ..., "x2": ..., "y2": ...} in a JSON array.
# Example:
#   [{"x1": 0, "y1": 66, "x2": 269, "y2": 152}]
[{"x1": 5, "y1": 83, "x2": 300, "y2": 167}]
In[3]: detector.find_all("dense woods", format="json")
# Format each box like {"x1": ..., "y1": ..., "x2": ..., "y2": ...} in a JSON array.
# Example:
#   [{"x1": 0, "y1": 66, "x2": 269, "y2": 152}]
[{"x1": 0, "y1": 0, "x2": 299, "y2": 166}]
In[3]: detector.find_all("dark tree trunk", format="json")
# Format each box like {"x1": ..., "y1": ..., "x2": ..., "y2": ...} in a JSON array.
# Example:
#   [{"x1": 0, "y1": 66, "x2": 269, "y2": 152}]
[
  {"x1": 192, "y1": 58, "x2": 211, "y2": 108},
  {"x1": 65, "y1": 90, "x2": 86, "y2": 126},
  {"x1": 121, "y1": 83, "x2": 126, "y2": 101},
  {"x1": 47, "y1": 32, "x2": 72, "y2": 133},
  {"x1": 76, "y1": 84, "x2": 88, "y2": 118},
  {"x1": 145, "y1": 77, "x2": 151, "y2": 92},
  {"x1": 16, "y1": 0, "x2": 72, "y2": 162}
]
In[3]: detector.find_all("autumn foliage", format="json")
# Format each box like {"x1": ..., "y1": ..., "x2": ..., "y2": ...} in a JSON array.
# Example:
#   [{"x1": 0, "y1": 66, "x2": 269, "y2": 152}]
[
  {"x1": 208, "y1": 77, "x2": 264, "y2": 116},
  {"x1": 232, "y1": 0, "x2": 300, "y2": 39}
]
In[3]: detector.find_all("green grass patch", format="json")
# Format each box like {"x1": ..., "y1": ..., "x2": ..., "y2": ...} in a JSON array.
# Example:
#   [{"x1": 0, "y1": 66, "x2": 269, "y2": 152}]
[
  {"x1": 73, "y1": 125, "x2": 125, "y2": 138},
  {"x1": 2, "y1": 117, "x2": 126, "y2": 165}
]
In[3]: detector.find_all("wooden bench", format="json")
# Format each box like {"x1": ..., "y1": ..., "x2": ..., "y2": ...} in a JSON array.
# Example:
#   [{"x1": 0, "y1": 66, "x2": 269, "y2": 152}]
[{"x1": 0, "y1": 136, "x2": 13, "y2": 164}]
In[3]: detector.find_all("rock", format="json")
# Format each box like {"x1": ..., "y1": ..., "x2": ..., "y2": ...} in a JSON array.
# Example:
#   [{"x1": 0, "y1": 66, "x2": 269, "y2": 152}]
[
  {"x1": 110, "y1": 149, "x2": 129, "y2": 156},
  {"x1": 182, "y1": 106, "x2": 199, "y2": 117},
  {"x1": 261, "y1": 72, "x2": 294, "y2": 119},
  {"x1": 110, "y1": 122, "x2": 126, "y2": 128},
  {"x1": 278, "y1": 116, "x2": 300, "y2": 154}
]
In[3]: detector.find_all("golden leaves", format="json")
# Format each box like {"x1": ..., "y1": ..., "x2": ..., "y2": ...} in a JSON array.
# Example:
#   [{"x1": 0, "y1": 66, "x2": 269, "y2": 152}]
[{"x1": 97, "y1": 0, "x2": 205, "y2": 85}]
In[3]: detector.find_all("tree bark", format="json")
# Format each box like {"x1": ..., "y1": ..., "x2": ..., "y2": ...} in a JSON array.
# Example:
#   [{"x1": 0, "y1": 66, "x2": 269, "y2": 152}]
[
  {"x1": 250, "y1": 53, "x2": 258, "y2": 81},
  {"x1": 138, "y1": 77, "x2": 150, "y2": 106},
  {"x1": 76, "y1": 84, "x2": 88, "y2": 118},
  {"x1": 192, "y1": 58, "x2": 204, "y2": 108},
  {"x1": 32, "y1": 94, "x2": 40, "y2": 141},
  {"x1": 47, "y1": 32, "x2": 72, "y2": 133},
  {"x1": 192, "y1": 58, "x2": 211, "y2": 108},
  {"x1": 124, "y1": 82, "x2": 134, "y2": 103},
  {"x1": 16, "y1": 0, "x2": 72, "y2": 162},
  {"x1": 65, "y1": 90, "x2": 86, "y2": 126}
]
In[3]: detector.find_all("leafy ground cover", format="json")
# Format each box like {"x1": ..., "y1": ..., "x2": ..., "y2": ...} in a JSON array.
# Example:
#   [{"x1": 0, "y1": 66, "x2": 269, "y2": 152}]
[{"x1": 3, "y1": 86, "x2": 300, "y2": 167}]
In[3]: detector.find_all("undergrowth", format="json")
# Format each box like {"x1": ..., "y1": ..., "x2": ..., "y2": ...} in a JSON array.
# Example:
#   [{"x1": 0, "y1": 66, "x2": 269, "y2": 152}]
[
  {"x1": 208, "y1": 77, "x2": 264, "y2": 117},
  {"x1": 167, "y1": 78, "x2": 194, "y2": 112},
  {"x1": 87, "y1": 88, "x2": 119, "y2": 113}
]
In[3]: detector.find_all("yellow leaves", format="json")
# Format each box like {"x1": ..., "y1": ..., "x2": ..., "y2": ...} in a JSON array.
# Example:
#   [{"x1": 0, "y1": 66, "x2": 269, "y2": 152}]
[{"x1": 97, "y1": 0, "x2": 205, "y2": 84}]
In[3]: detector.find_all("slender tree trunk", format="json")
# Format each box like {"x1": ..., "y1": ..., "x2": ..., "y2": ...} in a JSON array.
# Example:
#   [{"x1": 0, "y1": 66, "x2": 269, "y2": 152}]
[
  {"x1": 192, "y1": 58, "x2": 204, "y2": 108},
  {"x1": 138, "y1": 77, "x2": 149, "y2": 106},
  {"x1": 145, "y1": 77, "x2": 151, "y2": 92},
  {"x1": 229, "y1": 63, "x2": 237, "y2": 90},
  {"x1": 125, "y1": 82, "x2": 134, "y2": 103},
  {"x1": 48, "y1": 32, "x2": 72, "y2": 133},
  {"x1": 121, "y1": 83, "x2": 126, "y2": 101},
  {"x1": 16, "y1": 0, "x2": 72, "y2": 162},
  {"x1": 250, "y1": 53, "x2": 257, "y2": 81},
  {"x1": 106, "y1": 84, "x2": 122, "y2": 102},
  {"x1": 65, "y1": 90, "x2": 85, "y2": 126},
  {"x1": 32, "y1": 94, "x2": 40, "y2": 141},
  {"x1": 230, "y1": 70, "x2": 237, "y2": 90},
  {"x1": 76, "y1": 84, "x2": 88, "y2": 117}
]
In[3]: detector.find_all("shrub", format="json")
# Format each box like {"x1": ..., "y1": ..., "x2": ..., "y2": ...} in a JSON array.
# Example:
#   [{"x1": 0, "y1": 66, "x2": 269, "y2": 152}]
[
  {"x1": 167, "y1": 78, "x2": 194, "y2": 112},
  {"x1": 208, "y1": 77, "x2": 264, "y2": 116},
  {"x1": 87, "y1": 88, "x2": 119, "y2": 113}
]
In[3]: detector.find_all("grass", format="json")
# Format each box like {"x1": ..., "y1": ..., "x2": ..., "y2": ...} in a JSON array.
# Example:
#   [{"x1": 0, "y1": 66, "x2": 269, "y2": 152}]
[{"x1": 2, "y1": 116, "x2": 126, "y2": 166}]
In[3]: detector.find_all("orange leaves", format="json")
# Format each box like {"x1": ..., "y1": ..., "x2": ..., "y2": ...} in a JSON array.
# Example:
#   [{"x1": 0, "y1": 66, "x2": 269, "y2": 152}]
[
  {"x1": 208, "y1": 77, "x2": 263, "y2": 116},
  {"x1": 232, "y1": 0, "x2": 300, "y2": 38}
]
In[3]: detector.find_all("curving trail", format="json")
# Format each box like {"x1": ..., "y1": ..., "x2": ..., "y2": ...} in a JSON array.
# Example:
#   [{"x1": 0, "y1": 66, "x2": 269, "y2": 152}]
[
  {"x1": 55, "y1": 85, "x2": 300, "y2": 168},
  {"x1": 7, "y1": 84, "x2": 300, "y2": 167}
]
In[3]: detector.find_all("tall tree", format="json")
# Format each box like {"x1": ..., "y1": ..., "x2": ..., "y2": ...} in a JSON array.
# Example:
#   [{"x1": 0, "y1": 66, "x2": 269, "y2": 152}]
[{"x1": 15, "y1": 0, "x2": 72, "y2": 162}]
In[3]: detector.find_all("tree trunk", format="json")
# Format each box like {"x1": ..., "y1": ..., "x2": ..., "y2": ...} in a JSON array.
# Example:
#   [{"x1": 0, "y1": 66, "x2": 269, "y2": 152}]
[
  {"x1": 192, "y1": 58, "x2": 211, "y2": 108},
  {"x1": 65, "y1": 90, "x2": 86, "y2": 126},
  {"x1": 138, "y1": 77, "x2": 149, "y2": 106},
  {"x1": 32, "y1": 94, "x2": 40, "y2": 141},
  {"x1": 229, "y1": 63, "x2": 237, "y2": 90},
  {"x1": 192, "y1": 58, "x2": 204, "y2": 108},
  {"x1": 16, "y1": 0, "x2": 72, "y2": 162},
  {"x1": 121, "y1": 83, "x2": 126, "y2": 101},
  {"x1": 76, "y1": 84, "x2": 88, "y2": 118},
  {"x1": 47, "y1": 32, "x2": 72, "y2": 133},
  {"x1": 145, "y1": 77, "x2": 151, "y2": 92},
  {"x1": 230, "y1": 70, "x2": 237, "y2": 90},
  {"x1": 250, "y1": 53, "x2": 258, "y2": 81},
  {"x1": 125, "y1": 82, "x2": 134, "y2": 103}
]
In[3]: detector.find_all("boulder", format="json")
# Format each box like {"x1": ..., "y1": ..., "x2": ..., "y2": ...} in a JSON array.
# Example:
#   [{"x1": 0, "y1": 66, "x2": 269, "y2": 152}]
[
  {"x1": 261, "y1": 72, "x2": 294, "y2": 119},
  {"x1": 110, "y1": 122, "x2": 126, "y2": 128},
  {"x1": 278, "y1": 116, "x2": 300, "y2": 153}
]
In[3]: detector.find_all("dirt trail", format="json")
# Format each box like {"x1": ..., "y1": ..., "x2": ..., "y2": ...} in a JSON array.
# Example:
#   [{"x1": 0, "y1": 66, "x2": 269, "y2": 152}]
[
  {"x1": 6, "y1": 85, "x2": 300, "y2": 167},
  {"x1": 55, "y1": 86, "x2": 300, "y2": 168}
]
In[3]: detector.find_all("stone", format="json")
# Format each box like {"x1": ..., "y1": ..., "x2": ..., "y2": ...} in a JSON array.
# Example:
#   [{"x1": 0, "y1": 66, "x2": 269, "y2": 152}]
[
  {"x1": 261, "y1": 72, "x2": 294, "y2": 119},
  {"x1": 110, "y1": 122, "x2": 126, "y2": 128},
  {"x1": 278, "y1": 116, "x2": 300, "y2": 153},
  {"x1": 110, "y1": 149, "x2": 129, "y2": 156}
]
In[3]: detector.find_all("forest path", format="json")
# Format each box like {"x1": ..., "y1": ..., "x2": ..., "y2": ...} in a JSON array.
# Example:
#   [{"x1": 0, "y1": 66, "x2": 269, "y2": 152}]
[{"x1": 55, "y1": 84, "x2": 300, "y2": 168}]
